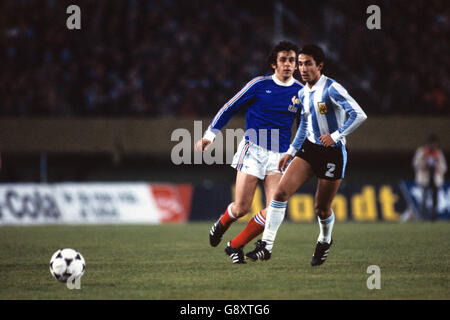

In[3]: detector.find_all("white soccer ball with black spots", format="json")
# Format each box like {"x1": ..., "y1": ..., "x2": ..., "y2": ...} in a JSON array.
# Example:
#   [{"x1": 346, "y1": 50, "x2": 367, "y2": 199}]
[{"x1": 49, "y1": 248, "x2": 85, "y2": 283}]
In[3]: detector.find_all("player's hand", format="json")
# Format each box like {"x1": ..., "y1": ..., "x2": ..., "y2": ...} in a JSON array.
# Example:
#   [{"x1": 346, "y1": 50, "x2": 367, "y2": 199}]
[
  {"x1": 194, "y1": 139, "x2": 212, "y2": 152},
  {"x1": 319, "y1": 134, "x2": 336, "y2": 147},
  {"x1": 278, "y1": 154, "x2": 293, "y2": 172}
]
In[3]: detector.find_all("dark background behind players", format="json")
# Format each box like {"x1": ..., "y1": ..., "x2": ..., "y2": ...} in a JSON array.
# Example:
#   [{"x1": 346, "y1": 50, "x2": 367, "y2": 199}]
[
  {"x1": 1, "y1": 0, "x2": 448, "y2": 117},
  {"x1": 0, "y1": 0, "x2": 448, "y2": 184}
]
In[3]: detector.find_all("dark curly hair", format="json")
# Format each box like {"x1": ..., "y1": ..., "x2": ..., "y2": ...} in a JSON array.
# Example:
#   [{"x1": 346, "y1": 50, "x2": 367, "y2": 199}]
[{"x1": 267, "y1": 41, "x2": 299, "y2": 69}]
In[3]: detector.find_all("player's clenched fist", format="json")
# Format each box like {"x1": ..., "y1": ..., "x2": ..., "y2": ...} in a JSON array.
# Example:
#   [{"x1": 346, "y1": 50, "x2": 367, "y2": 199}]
[
  {"x1": 278, "y1": 154, "x2": 293, "y2": 172},
  {"x1": 194, "y1": 139, "x2": 212, "y2": 152}
]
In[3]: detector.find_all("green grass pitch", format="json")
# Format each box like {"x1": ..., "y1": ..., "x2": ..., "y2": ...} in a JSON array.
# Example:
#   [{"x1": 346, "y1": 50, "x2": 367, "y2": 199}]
[{"x1": 0, "y1": 221, "x2": 448, "y2": 300}]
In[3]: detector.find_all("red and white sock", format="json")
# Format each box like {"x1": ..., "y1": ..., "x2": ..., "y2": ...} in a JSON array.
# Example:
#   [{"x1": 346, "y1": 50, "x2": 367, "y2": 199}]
[
  {"x1": 230, "y1": 212, "x2": 265, "y2": 248},
  {"x1": 219, "y1": 203, "x2": 237, "y2": 229}
]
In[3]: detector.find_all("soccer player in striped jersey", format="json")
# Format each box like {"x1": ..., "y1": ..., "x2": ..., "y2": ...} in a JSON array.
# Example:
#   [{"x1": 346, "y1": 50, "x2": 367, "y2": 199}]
[
  {"x1": 246, "y1": 44, "x2": 367, "y2": 266},
  {"x1": 195, "y1": 41, "x2": 303, "y2": 264}
]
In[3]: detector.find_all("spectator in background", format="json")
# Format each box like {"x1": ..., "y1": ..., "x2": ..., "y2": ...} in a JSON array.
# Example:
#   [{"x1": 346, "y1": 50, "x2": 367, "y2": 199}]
[{"x1": 412, "y1": 134, "x2": 447, "y2": 221}]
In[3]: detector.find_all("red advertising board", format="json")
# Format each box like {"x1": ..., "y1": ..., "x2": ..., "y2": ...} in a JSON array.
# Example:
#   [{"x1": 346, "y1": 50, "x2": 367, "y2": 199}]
[{"x1": 150, "y1": 184, "x2": 193, "y2": 223}]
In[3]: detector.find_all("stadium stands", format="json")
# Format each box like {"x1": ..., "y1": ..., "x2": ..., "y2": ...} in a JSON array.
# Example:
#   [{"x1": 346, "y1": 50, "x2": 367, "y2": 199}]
[{"x1": 1, "y1": 0, "x2": 448, "y2": 117}]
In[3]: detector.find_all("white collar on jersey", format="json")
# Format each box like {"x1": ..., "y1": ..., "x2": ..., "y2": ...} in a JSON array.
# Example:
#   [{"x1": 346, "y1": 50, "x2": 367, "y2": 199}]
[
  {"x1": 271, "y1": 74, "x2": 296, "y2": 87},
  {"x1": 303, "y1": 74, "x2": 327, "y2": 92}
]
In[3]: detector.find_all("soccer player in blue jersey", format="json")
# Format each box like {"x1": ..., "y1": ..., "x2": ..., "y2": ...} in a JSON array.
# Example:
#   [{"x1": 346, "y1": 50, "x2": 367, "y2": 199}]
[
  {"x1": 195, "y1": 41, "x2": 303, "y2": 263},
  {"x1": 246, "y1": 44, "x2": 367, "y2": 266}
]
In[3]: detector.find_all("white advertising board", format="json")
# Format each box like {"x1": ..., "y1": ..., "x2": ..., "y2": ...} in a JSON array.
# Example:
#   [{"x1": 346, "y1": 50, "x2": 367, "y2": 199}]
[{"x1": 0, "y1": 183, "x2": 162, "y2": 225}]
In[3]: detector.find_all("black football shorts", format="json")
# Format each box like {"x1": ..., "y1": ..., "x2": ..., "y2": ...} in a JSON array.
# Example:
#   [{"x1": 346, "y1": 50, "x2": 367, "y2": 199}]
[{"x1": 295, "y1": 139, "x2": 347, "y2": 180}]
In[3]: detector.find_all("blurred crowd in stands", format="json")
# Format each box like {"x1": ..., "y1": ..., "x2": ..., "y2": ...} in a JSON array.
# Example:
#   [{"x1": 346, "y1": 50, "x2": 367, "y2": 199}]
[{"x1": 1, "y1": 0, "x2": 448, "y2": 117}]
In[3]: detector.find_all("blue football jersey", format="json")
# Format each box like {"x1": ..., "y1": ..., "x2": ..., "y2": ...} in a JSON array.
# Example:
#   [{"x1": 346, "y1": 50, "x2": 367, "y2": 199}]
[{"x1": 204, "y1": 74, "x2": 303, "y2": 152}]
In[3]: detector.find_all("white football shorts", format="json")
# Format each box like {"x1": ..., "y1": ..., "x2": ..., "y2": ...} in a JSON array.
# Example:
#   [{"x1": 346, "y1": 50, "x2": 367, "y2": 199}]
[{"x1": 231, "y1": 138, "x2": 285, "y2": 180}]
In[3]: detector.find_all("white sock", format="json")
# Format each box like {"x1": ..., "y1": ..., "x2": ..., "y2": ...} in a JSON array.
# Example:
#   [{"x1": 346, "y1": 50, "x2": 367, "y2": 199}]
[
  {"x1": 227, "y1": 203, "x2": 237, "y2": 219},
  {"x1": 262, "y1": 200, "x2": 287, "y2": 252},
  {"x1": 317, "y1": 210, "x2": 335, "y2": 244}
]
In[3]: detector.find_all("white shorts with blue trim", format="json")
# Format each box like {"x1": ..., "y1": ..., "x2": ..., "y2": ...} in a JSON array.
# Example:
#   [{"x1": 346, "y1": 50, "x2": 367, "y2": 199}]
[{"x1": 231, "y1": 139, "x2": 285, "y2": 180}]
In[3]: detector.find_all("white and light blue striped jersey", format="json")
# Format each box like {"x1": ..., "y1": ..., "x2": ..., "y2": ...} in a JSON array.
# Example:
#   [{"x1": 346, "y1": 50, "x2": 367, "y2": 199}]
[
  {"x1": 287, "y1": 74, "x2": 367, "y2": 155},
  {"x1": 203, "y1": 74, "x2": 303, "y2": 152}
]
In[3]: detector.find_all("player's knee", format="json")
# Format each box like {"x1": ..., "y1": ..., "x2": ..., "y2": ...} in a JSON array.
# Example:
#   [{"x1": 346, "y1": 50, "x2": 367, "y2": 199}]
[
  {"x1": 231, "y1": 203, "x2": 250, "y2": 218},
  {"x1": 274, "y1": 189, "x2": 289, "y2": 202}
]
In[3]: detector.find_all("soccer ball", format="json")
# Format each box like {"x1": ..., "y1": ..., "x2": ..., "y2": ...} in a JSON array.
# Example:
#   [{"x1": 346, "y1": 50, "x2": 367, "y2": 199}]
[{"x1": 49, "y1": 248, "x2": 85, "y2": 283}]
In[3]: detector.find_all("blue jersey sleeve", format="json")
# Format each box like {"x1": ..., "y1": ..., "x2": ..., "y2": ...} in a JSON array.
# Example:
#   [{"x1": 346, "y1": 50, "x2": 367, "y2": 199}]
[
  {"x1": 287, "y1": 107, "x2": 308, "y2": 155},
  {"x1": 328, "y1": 82, "x2": 367, "y2": 143},
  {"x1": 203, "y1": 77, "x2": 262, "y2": 140}
]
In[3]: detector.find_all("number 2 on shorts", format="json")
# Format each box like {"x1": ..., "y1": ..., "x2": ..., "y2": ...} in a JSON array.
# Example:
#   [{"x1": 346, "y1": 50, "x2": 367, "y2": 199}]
[{"x1": 325, "y1": 163, "x2": 336, "y2": 178}]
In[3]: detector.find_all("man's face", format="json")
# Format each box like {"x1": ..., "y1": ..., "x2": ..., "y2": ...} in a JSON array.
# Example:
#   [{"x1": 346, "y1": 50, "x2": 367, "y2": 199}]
[
  {"x1": 298, "y1": 53, "x2": 323, "y2": 84},
  {"x1": 272, "y1": 50, "x2": 297, "y2": 80}
]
